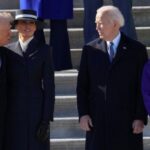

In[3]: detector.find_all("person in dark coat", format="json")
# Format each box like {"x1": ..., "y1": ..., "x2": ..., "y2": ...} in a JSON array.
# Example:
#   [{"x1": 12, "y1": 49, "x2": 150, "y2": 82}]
[
  {"x1": 5, "y1": 10, "x2": 55, "y2": 150},
  {"x1": 20, "y1": 0, "x2": 73, "y2": 71},
  {"x1": 0, "y1": 12, "x2": 12, "y2": 150},
  {"x1": 77, "y1": 6, "x2": 148, "y2": 150},
  {"x1": 142, "y1": 61, "x2": 150, "y2": 115}
]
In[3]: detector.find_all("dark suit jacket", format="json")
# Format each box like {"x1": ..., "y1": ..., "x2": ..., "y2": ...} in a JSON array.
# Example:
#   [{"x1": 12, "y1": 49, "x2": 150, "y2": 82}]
[
  {"x1": 0, "y1": 46, "x2": 7, "y2": 150},
  {"x1": 77, "y1": 33, "x2": 148, "y2": 150},
  {"x1": 5, "y1": 38, "x2": 55, "y2": 150}
]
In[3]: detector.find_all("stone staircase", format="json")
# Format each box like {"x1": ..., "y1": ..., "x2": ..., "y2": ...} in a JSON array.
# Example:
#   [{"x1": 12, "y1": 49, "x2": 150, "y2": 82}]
[{"x1": 1, "y1": 0, "x2": 150, "y2": 149}]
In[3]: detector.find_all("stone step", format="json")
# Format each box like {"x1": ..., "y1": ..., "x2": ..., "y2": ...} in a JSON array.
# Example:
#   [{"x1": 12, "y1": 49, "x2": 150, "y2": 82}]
[
  {"x1": 50, "y1": 137, "x2": 150, "y2": 150},
  {"x1": 68, "y1": 27, "x2": 150, "y2": 47},
  {"x1": 50, "y1": 117, "x2": 150, "y2": 138},
  {"x1": 147, "y1": 47, "x2": 150, "y2": 56},
  {"x1": 9, "y1": 28, "x2": 84, "y2": 48},
  {"x1": 75, "y1": 0, "x2": 150, "y2": 8},
  {"x1": 69, "y1": 27, "x2": 150, "y2": 47},
  {"x1": 9, "y1": 27, "x2": 150, "y2": 49},
  {"x1": 4, "y1": 45, "x2": 149, "y2": 71},
  {"x1": 0, "y1": 0, "x2": 19, "y2": 9},
  {"x1": 50, "y1": 138, "x2": 85, "y2": 150},
  {"x1": 144, "y1": 137, "x2": 150, "y2": 150},
  {"x1": 0, "y1": 0, "x2": 150, "y2": 9},
  {"x1": 51, "y1": 117, "x2": 84, "y2": 139},
  {"x1": 54, "y1": 95, "x2": 77, "y2": 117},
  {"x1": 132, "y1": 7, "x2": 150, "y2": 27},
  {"x1": 53, "y1": 46, "x2": 150, "y2": 94},
  {"x1": 144, "y1": 119, "x2": 150, "y2": 137},
  {"x1": 1, "y1": 7, "x2": 150, "y2": 28},
  {"x1": 71, "y1": 47, "x2": 150, "y2": 69},
  {"x1": 55, "y1": 70, "x2": 77, "y2": 95},
  {"x1": 68, "y1": 7, "x2": 150, "y2": 28},
  {"x1": 71, "y1": 49, "x2": 82, "y2": 69},
  {"x1": 133, "y1": 0, "x2": 150, "y2": 6},
  {"x1": 73, "y1": 47, "x2": 150, "y2": 69},
  {"x1": 54, "y1": 95, "x2": 150, "y2": 122},
  {"x1": 137, "y1": 27, "x2": 150, "y2": 47}
]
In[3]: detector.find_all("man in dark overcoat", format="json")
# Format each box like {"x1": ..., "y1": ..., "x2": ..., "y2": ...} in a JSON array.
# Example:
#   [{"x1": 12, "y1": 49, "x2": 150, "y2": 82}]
[
  {"x1": 77, "y1": 6, "x2": 148, "y2": 150},
  {"x1": 5, "y1": 10, "x2": 55, "y2": 150},
  {"x1": 0, "y1": 12, "x2": 12, "y2": 150}
]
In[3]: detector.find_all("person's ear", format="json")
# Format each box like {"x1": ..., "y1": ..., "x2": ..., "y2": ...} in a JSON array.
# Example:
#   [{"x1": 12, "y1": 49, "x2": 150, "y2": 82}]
[{"x1": 113, "y1": 21, "x2": 120, "y2": 29}]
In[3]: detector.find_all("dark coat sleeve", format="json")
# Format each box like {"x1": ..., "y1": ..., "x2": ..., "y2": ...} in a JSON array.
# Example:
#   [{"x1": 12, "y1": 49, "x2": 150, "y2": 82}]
[
  {"x1": 77, "y1": 46, "x2": 90, "y2": 118},
  {"x1": 42, "y1": 46, "x2": 55, "y2": 122}
]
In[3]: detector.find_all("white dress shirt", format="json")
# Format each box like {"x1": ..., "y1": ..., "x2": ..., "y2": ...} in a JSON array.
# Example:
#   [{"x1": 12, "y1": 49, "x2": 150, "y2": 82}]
[
  {"x1": 19, "y1": 37, "x2": 34, "y2": 52},
  {"x1": 106, "y1": 32, "x2": 121, "y2": 57}
]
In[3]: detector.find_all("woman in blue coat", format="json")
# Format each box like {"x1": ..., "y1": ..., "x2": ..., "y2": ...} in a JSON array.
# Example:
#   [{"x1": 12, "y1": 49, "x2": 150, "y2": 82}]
[{"x1": 20, "y1": 0, "x2": 73, "y2": 71}]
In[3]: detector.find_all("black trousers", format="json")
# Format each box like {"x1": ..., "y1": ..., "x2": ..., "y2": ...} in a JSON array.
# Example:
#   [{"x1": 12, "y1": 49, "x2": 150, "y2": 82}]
[{"x1": 35, "y1": 19, "x2": 72, "y2": 71}]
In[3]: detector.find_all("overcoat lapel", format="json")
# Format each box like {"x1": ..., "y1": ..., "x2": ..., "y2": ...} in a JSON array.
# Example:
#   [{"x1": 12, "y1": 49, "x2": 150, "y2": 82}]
[
  {"x1": 7, "y1": 41, "x2": 26, "y2": 65},
  {"x1": 24, "y1": 38, "x2": 39, "y2": 57},
  {"x1": 93, "y1": 39, "x2": 111, "y2": 72},
  {"x1": 111, "y1": 33, "x2": 129, "y2": 66},
  {"x1": 90, "y1": 35, "x2": 130, "y2": 67},
  {"x1": 13, "y1": 41, "x2": 24, "y2": 56},
  {"x1": 95, "y1": 39, "x2": 107, "y2": 54},
  {"x1": 93, "y1": 38, "x2": 110, "y2": 60}
]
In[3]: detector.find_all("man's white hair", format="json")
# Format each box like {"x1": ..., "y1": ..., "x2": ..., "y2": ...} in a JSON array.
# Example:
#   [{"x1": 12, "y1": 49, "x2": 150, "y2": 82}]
[
  {"x1": 96, "y1": 5, "x2": 125, "y2": 27},
  {"x1": 0, "y1": 12, "x2": 13, "y2": 23}
]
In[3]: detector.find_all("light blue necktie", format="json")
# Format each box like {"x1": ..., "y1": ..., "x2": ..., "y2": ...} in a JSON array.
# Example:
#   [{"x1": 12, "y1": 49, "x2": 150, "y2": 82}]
[{"x1": 109, "y1": 42, "x2": 115, "y2": 62}]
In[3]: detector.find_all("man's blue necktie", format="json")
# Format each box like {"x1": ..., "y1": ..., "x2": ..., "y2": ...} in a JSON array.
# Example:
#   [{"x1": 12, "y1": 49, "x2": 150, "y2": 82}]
[{"x1": 109, "y1": 42, "x2": 115, "y2": 62}]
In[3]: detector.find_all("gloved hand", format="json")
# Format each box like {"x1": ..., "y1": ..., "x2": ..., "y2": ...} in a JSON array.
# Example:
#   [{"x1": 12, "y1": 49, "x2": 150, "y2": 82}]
[{"x1": 36, "y1": 121, "x2": 50, "y2": 143}]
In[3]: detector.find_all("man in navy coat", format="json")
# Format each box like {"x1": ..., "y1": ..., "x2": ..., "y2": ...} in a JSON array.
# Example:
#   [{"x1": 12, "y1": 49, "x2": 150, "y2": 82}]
[
  {"x1": 77, "y1": 6, "x2": 147, "y2": 150},
  {"x1": 0, "y1": 12, "x2": 12, "y2": 150},
  {"x1": 20, "y1": 0, "x2": 73, "y2": 71}
]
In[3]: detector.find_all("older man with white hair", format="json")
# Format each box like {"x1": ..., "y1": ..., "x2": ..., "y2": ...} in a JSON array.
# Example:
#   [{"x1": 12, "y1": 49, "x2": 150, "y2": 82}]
[
  {"x1": 77, "y1": 6, "x2": 148, "y2": 150},
  {"x1": 0, "y1": 12, "x2": 12, "y2": 149},
  {"x1": 83, "y1": 0, "x2": 136, "y2": 43}
]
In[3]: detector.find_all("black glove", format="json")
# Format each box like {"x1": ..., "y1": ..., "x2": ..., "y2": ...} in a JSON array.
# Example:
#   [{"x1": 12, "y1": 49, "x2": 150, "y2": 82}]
[{"x1": 36, "y1": 121, "x2": 50, "y2": 143}]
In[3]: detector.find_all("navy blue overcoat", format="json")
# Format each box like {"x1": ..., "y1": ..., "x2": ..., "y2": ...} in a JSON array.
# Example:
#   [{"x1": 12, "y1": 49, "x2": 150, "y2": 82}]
[
  {"x1": 77, "y1": 33, "x2": 148, "y2": 150},
  {"x1": 0, "y1": 47, "x2": 7, "y2": 150},
  {"x1": 20, "y1": 0, "x2": 73, "y2": 19},
  {"x1": 5, "y1": 38, "x2": 55, "y2": 150}
]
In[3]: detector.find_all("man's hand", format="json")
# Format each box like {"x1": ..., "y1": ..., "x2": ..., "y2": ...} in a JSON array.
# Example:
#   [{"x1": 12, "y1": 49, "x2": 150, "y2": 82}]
[
  {"x1": 132, "y1": 120, "x2": 144, "y2": 134},
  {"x1": 79, "y1": 115, "x2": 93, "y2": 131}
]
